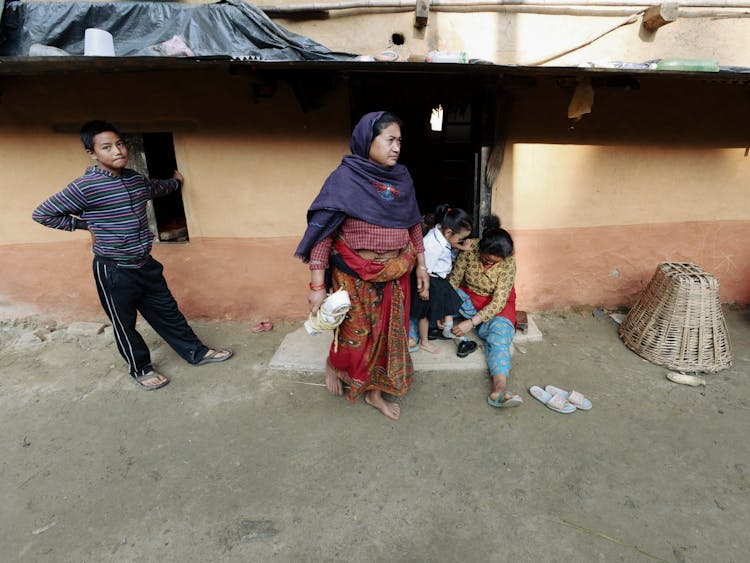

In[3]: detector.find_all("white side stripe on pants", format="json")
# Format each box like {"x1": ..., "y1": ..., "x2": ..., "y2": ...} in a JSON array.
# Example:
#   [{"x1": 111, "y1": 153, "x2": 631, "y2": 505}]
[{"x1": 95, "y1": 262, "x2": 139, "y2": 375}]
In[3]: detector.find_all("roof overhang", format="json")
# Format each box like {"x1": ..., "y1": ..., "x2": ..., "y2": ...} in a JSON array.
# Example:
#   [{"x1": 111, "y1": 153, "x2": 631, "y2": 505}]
[{"x1": 1, "y1": 56, "x2": 749, "y2": 84}]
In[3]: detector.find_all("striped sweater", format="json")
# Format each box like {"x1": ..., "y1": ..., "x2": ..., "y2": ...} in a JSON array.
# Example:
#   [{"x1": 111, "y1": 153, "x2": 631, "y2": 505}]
[{"x1": 32, "y1": 166, "x2": 181, "y2": 265}]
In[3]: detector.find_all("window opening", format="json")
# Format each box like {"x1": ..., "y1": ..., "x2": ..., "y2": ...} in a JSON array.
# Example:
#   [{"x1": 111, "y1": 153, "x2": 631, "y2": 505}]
[{"x1": 142, "y1": 132, "x2": 189, "y2": 243}]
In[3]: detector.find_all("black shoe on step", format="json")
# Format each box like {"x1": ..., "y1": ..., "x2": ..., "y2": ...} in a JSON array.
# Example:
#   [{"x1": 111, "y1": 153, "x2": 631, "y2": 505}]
[
  {"x1": 456, "y1": 340, "x2": 478, "y2": 358},
  {"x1": 427, "y1": 327, "x2": 451, "y2": 341}
]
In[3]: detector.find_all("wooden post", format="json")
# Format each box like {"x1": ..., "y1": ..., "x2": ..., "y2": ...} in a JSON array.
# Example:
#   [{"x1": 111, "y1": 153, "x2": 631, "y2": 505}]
[
  {"x1": 642, "y1": 3, "x2": 679, "y2": 31},
  {"x1": 415, "y1": 0, "x2": 430, "y2": 28}
]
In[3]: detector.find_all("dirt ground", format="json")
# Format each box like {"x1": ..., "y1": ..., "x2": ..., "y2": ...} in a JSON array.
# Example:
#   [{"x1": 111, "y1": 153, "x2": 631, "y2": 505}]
[{"x1": 1, "y1": 307, "x2": 748, "y2": 563}]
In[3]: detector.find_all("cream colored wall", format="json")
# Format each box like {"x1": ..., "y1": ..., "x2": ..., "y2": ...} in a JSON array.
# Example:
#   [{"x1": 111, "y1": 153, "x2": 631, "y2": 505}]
[
  {"x1": 495, "y1": 76, "x2": 750, "y2": 232},
  {"x1": 177, "y1": 129, "x2": 345, "y2": 238},
  {"x1": 1, "y1": 130, "x2": 93, "y2": 244},
  {"x1": 500, "y1": 145, "x2": 750, "y2": 230},
  {"x1": 0, "y1": 71, "x2": 349, "y2": 245},
  {"x1": 4, "y1": 71, "x2": 749, "y2": 242},
  {"x1": 278, "y1": 12, "x2": 750, "y2": 67},
  {"x1": 506, "y1": 13, "x2": 748, "y2": 66}
]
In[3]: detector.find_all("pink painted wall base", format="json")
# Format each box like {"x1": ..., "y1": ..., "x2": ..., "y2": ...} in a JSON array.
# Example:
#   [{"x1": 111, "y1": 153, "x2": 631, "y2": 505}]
[{"x1": 2, "y1": 220, "x2": 748, "y2": 321}]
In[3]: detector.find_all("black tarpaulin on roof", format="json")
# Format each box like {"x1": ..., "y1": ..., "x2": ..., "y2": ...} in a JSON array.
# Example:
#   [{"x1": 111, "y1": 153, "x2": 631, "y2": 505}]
[{"x1": 0, "y1": 0, "x2": 356, "y2": 60}]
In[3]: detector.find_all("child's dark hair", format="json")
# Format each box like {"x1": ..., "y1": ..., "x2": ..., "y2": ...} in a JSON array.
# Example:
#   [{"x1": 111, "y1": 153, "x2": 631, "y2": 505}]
[
  {"x1": 372, "y1": 112, "x2": 403, "y2": 138},
  {"x1": 80, "y1": 120, "x2": 121, "y2": 151},
  {"x1": 479, "y1": 214, "x2": 514, "y2": 258},
  {"x1": 423, "y1": 203, "x2": 473, "y2": 235}
]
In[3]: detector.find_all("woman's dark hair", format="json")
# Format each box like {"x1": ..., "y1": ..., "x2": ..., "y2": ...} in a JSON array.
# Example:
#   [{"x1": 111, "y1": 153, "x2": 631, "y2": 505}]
[
  {"x1": 478, "y1": 214, "x2": 514, "y2": 258},
  {"x1": 423, "y1": 203, "x2": 472, "y2": 235},
  {"x1": 372, "y1": 112, "x2": 404, "y2": 138},
  {"x1": 80, "y1": 120, "x2": 121, "y2": 151}
]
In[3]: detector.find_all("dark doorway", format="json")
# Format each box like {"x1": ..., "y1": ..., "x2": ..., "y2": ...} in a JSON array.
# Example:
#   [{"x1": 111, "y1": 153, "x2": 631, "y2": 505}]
[{"x1": 349, "y1": 75, "x2": 496, "y2": 235}]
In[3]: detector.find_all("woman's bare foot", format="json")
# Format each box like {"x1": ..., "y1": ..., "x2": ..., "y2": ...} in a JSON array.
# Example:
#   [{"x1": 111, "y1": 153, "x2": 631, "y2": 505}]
[
  {"x1": 325, "y1": 361, "x2": 343, "y2": 396},
  {"x1": 419, "y1": 342, "x2": 441, "y2": 354},
  {"x1": 365, "y1": 390, "x2": 400, "y2": 420}
]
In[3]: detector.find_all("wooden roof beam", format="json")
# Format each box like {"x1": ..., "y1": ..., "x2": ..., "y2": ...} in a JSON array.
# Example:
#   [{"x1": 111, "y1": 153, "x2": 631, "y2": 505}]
[
  {"x1": 415, "y1": 0, "x2": 430, "y2": 28},
  {"x1": 642, "y1": 3, "x2": 679, "y2": 31}
]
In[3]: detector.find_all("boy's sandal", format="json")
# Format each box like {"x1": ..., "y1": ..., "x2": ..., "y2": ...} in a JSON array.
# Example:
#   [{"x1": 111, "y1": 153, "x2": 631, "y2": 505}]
[
  {"x1": 487, "y1": 391, "x2": 523, "y2": 408},
  {"x1": 133, "y1": 371, "x2": 170, "y2": 390},
  {"x1": 196, "y1": 348, "x2": 234, "y2": 365}
]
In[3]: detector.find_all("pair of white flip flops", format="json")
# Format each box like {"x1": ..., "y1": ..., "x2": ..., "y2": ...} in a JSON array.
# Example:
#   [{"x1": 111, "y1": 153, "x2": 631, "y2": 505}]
[{"x1": 529, "y1": 385, "x2": 592, "y2": 414}]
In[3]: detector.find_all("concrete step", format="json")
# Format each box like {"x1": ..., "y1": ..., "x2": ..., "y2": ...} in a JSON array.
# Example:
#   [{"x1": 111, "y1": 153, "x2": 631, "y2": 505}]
[{"x1": 269, "y1": 315, "x2": 542, "y2": 374}]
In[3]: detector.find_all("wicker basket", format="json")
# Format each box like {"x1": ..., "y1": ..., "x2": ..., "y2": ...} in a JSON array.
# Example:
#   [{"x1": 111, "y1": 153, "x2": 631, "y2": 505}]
[{"x1": 619, "y1": 262, "x2": 732, "y2": 373}]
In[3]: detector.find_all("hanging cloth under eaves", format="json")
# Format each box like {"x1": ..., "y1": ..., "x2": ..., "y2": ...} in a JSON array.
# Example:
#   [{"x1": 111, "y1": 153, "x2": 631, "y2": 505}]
[{"x1": 0, "y1": 0, "x2": 356, "y2": 60}]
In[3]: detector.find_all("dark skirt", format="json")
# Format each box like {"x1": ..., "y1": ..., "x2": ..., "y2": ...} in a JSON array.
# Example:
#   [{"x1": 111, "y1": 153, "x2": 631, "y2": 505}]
[{"x1": 411, "y1": 275, "x2": 463, "y2": 324}]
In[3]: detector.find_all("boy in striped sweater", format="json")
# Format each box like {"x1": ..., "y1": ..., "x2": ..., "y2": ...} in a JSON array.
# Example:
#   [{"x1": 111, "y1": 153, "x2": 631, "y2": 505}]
[{"x1": 32, "y1": 120, "x2": 233, "y2": 390}]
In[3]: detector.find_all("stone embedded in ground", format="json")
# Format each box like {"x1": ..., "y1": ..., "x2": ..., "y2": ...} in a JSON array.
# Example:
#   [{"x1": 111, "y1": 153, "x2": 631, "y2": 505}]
[
  {"x1": 65, "y1": 321, "x2": 107, "y2": 338},
  {"x1": 16, "y1": 331, "x2": 43, "y2": 348}
]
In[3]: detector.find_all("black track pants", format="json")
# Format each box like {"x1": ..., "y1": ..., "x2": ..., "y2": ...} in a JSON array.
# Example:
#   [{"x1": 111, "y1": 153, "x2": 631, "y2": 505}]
[{"x1": 93, "y1": 256, "x2": 208, "y2": 377}]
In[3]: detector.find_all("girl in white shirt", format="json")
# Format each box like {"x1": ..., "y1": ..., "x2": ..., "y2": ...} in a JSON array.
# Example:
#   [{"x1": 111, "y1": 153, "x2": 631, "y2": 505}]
[{"x1": 410, "y1": 204, "x2": 473, "y2": 354}]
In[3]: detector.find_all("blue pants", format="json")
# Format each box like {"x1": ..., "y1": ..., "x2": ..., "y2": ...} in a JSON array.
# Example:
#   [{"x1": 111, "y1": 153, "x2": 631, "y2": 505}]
[
  {"x1": 409, "y1": 317, "x2": 420, "y2": 344},
  {"x1": 457, "y1": 289, "x2": 515, "y2": 377}
]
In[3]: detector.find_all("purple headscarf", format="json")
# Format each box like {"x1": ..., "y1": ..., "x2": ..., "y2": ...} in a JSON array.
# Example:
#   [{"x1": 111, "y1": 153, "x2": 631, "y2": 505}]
[{"x1": 295, "y1": 111, "x2": 422, "y2": 262}]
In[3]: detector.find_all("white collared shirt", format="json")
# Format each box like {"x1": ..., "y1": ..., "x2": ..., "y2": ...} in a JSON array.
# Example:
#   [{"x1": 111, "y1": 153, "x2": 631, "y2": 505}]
[{"x1": 423, "y1": 225, "x2": 453, "y2": 278}]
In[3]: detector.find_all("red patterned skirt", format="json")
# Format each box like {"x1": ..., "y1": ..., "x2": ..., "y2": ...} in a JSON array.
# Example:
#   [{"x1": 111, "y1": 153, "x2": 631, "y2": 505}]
[{"x1": 328, "y1": 238, "x2": 416, "y2": 401}]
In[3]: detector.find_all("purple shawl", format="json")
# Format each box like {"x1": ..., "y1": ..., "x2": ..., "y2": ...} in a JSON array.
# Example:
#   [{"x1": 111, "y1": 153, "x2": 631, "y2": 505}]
[{"x1": 295, "y1": 111, "x2": 422, "y2": 262}]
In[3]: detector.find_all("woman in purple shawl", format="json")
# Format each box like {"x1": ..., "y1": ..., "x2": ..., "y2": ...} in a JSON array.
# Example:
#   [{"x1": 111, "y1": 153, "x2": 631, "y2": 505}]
[{"x1": 296, "y1": 111, "x2": 429, "y2": 420}]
